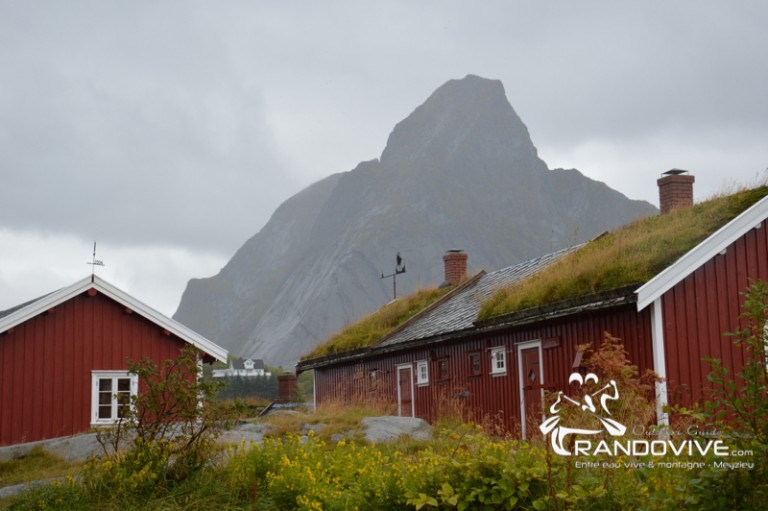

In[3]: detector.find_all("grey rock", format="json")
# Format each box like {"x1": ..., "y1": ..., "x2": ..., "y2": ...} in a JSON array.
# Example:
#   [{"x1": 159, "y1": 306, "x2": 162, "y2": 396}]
[
  {"x1": 218, "y1": 429, "x2": 265, "y2": 445},
  {"x1": 301, "y1": 422, "x2": 326, "y2": 436},
  {"x1": 173, "y1": 74, "x2": 657, "y2": 369},
  {"x1": 233, "y1": 421, "x2": 273, "y2": 434},
  {"x1": 0, "y1": 433, "x2": 106, "y2": 463},
  {"x1": 362, "y1": 416, "x2": 432, "y2": 443},
  {"x1": 0, "y1": 478, "x2": 67, "y2": 498}
]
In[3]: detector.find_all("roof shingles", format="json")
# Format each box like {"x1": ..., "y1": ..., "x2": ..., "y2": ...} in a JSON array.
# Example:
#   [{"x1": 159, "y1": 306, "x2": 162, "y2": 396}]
[{"x1": 372, "y1": 247, "x2": 575, "y2": 348}]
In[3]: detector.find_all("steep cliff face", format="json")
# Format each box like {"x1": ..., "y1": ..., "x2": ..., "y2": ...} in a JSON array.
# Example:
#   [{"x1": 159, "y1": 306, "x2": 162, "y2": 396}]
[{"x1": 174, "y1": 75, "x2": 657, "y2": 368}]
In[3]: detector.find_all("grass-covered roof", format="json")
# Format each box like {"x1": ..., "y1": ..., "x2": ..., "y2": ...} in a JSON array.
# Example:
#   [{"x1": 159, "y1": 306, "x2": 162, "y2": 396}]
[
  {"x1": 301, "y1": 286, "x2": 451, "y2": 361},
  {"x1": 300, "y1": 186, "x2": 768, "y2": 364},
  {"x1": 479, "y1": 186, "x2": 768, "y2": 320}
]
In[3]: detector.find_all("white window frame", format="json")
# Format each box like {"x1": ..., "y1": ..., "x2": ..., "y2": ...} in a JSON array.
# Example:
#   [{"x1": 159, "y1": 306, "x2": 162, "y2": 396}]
[
  {"x1": 91, "y1": 370, "x2": 139, "y2": 426},
  {"x1": 416, "y1": 360, "x2": 429, "y2": 385},
  {"x1": 490, "y1": 347, "x2": 507, "y2": 375}
]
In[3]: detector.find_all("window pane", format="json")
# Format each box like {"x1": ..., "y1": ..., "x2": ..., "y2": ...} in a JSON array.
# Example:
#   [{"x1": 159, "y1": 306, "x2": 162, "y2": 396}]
[
  {"x1": 117, "y1": 402, "x2": 130, "y2": 419},
  {"x1": 99, "y1": 391, "x2": 112, "y2": 406},
  {"x1": 117, "y1": 378, "x2": 130, "y2": 392},
  {"x1": 99, "y1": 379, "x2": 112, "y2": 392},
  {"x1": 491, "y1": 349, "x2": 506, "y2": 373},
  {"x1": 116, "y1": 391, "x2": 131, "y2": 405},
  {"x1": 99, "y1": 404, "x2": 112, "y2": 419}
]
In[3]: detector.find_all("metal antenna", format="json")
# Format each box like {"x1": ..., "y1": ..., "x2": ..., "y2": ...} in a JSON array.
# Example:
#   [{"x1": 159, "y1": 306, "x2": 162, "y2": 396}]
[
  {"x1": 87, "y1": 241, "x2": 105, "y2": 279},
  {"x1": 380, "y1": 252, "x2": 406, "y2": 300}
]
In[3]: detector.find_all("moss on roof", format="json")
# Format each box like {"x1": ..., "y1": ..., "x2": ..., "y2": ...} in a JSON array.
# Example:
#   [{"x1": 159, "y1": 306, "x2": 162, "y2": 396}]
[
  {"x1": 301, "y1": 286, "x2": 451, "y2": 361},
  {"x1": 479, "y1": 186, "x2": 768, "y2": 321}
]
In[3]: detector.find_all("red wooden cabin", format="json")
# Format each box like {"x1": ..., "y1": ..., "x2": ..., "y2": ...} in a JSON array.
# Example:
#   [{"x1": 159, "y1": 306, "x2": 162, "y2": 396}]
[
  {"x1": 0, "y1": 275, "x2": 227, "y2": 446},
  {"x1": 298, "y1": 173, "x2": 768, "y2": 435}
]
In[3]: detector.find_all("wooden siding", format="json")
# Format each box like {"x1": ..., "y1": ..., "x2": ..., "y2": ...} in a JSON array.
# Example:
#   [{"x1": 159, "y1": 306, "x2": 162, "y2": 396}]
[
  {"x1": 314, "y1": 304, "x2": 653, "y2": 435},
  {"x1": 662, "y1": 218, "x2": 768, "y2": 407},
  {"x1": 0, "y1": 291, "x2": 188, "y2": 446}
]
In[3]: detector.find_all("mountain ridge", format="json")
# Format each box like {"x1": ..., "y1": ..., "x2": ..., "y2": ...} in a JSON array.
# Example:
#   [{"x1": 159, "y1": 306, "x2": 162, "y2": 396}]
[{"x1": 173, "y1": 75, "x2": 657, "y2": 368}]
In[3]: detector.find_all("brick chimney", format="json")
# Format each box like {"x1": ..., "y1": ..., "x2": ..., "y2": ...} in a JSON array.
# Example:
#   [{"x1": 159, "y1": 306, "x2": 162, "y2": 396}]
[
  {"x1": 442, "y1": 250, "x2": 468, "y2": 286},
  {"x1": 658, "y1": 169, "x2": 695, "y2": 214}
]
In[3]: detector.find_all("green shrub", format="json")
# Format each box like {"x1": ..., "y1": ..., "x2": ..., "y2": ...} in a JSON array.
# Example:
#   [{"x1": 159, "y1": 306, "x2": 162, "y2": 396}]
[{"x1": 95, "y1": 346, "x2": 229, "y2": 483}]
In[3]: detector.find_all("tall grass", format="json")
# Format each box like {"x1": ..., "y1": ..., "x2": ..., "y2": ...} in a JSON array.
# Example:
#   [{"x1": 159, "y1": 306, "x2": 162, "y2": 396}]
[
  {"x1": 260, "y1": 400, "x2": 391, "y2": 440},
  {"x1": 479, "y1": 186, "x2": 768, "y2": 320},
  {"x1": 0, "y1": 447, "x2": 80, "y2": 488}
]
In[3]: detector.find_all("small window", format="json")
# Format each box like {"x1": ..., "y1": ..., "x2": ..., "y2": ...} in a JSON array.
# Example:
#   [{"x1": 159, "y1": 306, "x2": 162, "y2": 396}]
[
  {"x1": 469, "y1": 353, "x2": 482, "y2": 376},
  {"x1": 490, "y1": 347, "x2": 507, "y2": 375},
  {"x1": 91, "y1": 371, "x2": 138, "y2": 425},
  {"x1": 437, "y1": 359, "x2": 449, "y2": 381},
  {"x1": 416, "y1": 360, "x2": 429, "y2": 385}
]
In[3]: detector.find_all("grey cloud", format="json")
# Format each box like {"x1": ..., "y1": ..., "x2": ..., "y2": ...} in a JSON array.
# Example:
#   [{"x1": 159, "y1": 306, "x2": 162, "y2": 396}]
[
  {"x1": 1, "y1": 0, "x2": 766, "y2": 258},
  {"x1": 0, "y1": 2, "x2": 297, "y2": 254}
]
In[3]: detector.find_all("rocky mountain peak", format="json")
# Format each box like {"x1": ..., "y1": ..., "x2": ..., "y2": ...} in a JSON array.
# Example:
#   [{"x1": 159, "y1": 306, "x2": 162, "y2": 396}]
[
  {"x1": 380, "y1": 75, "x2": 540, "y2": 171},
  {"x1": 173, "y1": 75, "x2": 657, "y2": 369}
]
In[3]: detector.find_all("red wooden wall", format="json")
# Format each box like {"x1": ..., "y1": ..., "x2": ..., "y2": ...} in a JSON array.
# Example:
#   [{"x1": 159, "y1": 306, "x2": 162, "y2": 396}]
[
  {"x1": 0, "y1": 290, "x2": 189, "y2": 446},
  {"x1": 314, "y1": 304, "x2": 653, "y2": 435},
  {"x1": 661, "y1": 218, "x2": 768, "y2": 407}
]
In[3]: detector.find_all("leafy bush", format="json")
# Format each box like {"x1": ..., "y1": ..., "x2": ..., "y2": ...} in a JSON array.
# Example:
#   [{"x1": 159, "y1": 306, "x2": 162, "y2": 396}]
[{"x1": 91, "y1": 346, "x2": 228, "y2": 496}]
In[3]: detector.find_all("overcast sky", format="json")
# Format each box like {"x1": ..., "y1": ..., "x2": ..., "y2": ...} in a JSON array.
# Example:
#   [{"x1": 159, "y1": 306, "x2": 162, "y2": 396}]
[{"x1": 1, "y1": 1, "x2": 766, "y2": 316}]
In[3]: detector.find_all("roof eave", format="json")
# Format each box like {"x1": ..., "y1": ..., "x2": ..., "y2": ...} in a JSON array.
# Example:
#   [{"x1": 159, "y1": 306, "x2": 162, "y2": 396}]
[
  {"x1": 298, "y1": 286, "x2": 639, "y2": 372},
  {"x1": 296, "y1": 347, "x2": 372, "y2": 371},
  {"x1": 475, "y1": 284, "x2": 640, "y2": 331}
]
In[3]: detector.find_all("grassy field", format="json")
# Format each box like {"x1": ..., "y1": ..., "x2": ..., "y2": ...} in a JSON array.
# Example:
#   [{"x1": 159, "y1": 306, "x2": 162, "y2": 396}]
[{"x1": 2, "y1": 405, "x2": 765, "y2": 511}]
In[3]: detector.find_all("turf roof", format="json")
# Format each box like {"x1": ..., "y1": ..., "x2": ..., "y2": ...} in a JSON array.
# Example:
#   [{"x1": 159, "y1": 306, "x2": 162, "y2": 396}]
[
  {"x1": 479, "y1": 186, "x2": 768, "y2": 320},
  {"x1": 300, "y1": 186, "x2": 768, "y2": 363},
  {"x1": 301, "y1": 286, "x2": 452, "y2": 361}
]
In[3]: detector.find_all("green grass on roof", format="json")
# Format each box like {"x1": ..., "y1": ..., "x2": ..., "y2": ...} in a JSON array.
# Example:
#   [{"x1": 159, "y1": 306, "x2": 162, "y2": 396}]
[
  {"x1": 301, "y1": 286, "x2": 451, "y2": 361},
  {"x1": 479, "y1": 186, "x2": 768, "y2": 321}
]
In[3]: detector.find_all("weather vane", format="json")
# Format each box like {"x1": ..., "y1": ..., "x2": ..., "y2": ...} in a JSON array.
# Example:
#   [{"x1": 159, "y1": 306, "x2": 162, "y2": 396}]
[
  {"x1": 381, "y1": 252, "x2": 406, "y2": 300},
  {"x1": 87, "y1": 241, "x2": 105, "y2": 277}
]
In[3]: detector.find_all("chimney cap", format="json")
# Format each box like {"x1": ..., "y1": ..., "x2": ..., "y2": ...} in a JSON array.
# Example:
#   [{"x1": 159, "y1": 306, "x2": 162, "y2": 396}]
[
  {"x1": 445, "y1": 249, "x2": 464, "y2": 254},
  {"x1": 662, "y1": 169, "x2": 690, "y2": 176}
]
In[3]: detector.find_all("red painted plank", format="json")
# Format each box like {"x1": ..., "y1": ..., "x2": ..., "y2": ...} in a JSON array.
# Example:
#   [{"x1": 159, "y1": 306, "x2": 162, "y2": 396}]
[{"x1": 0, "y1": 332, "x2": 15, "y2": 444}]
